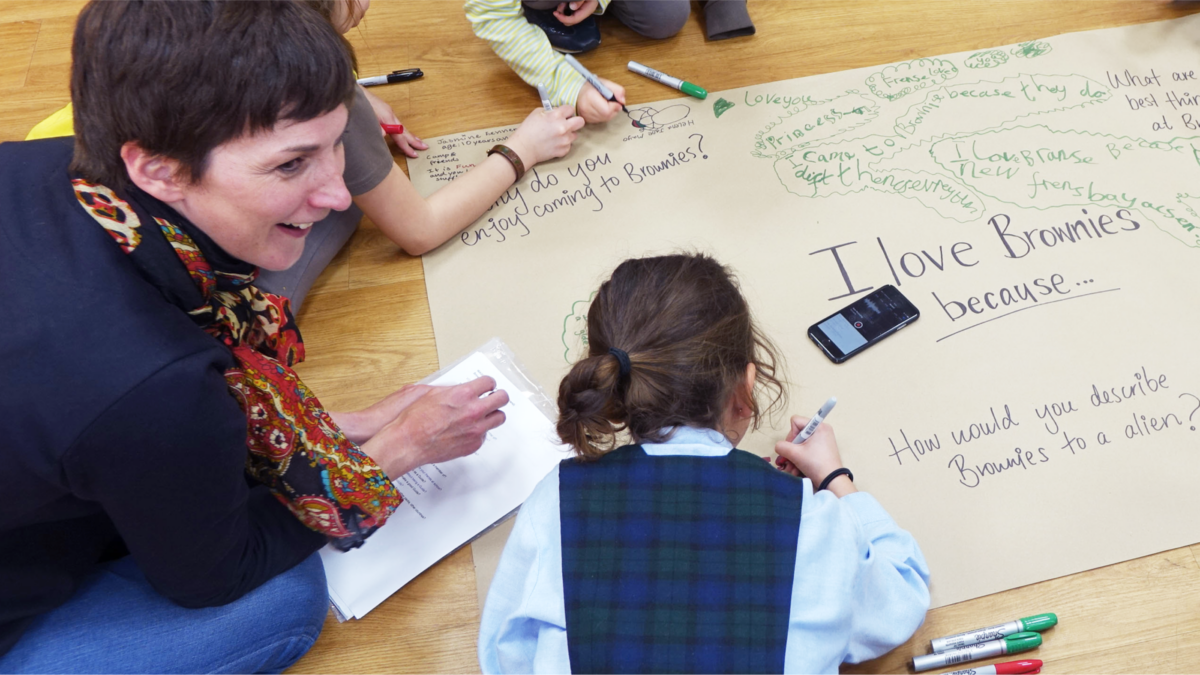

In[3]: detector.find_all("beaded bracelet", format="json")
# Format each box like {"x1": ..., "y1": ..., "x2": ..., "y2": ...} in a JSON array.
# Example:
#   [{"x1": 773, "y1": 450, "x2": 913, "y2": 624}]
[
  {"x1": 487, "y1": 144, "x2": 525, "y2": 183},
  {"x1": 817, "y1": 467, "x2": 854, "y2": 492}
]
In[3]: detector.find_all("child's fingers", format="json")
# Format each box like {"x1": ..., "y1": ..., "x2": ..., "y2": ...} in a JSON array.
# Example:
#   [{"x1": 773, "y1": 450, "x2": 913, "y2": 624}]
[
  {"x1": 788, "y1": 415, "x2": 811, "y2": 442},
  {"x1": 391, "y1": 135, "x2": 417, "y2": 158}
]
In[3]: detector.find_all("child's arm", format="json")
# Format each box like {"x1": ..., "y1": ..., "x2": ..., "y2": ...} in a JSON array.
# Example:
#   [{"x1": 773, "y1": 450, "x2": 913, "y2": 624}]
[
  {"x1": 777, "y1": 417, "x2": 929, "y2": 665},
  {"x1": 478, "y1": 468, "x2": 570, "y2": 674},
  {"x1": 465, "y1": 0, "x2": 609, "y2": 110},
  {"x1": 784, "y1": 487, "x2": 931, "y2": 671},
  {"x1": 355, "y1": 106, "x2": 583, "y2": 256},
  {"x1": 841, "y1": 494, "x2": 932, "y2": 663}
]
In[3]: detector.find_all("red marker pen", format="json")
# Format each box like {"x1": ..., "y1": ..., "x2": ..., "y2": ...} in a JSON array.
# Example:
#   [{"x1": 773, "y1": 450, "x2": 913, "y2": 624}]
[
  {"x1": 945, "y1": 659, "x2": 1043, "y2": 675},
  {"x1": 380, "y1": 122, "x2": 404, "y2": 135}
]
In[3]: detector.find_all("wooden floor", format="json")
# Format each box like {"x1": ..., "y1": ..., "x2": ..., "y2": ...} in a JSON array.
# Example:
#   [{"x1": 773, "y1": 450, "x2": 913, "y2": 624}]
[{"x1": 5, "y1": 1, "x2": 1200, "y2": 672}]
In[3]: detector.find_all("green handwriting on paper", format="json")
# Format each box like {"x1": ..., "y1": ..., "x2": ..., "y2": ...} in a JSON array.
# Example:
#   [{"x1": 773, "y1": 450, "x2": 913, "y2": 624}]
[
  {"x1": 757, "y1": 74, "x2": 1113, "y2": 222},
  {"x1": 561, "y1": 292, "x2": 597, "y2": 364},
  {"x1": 965, "y1": 50, "x2": 1009, "y2": 69},
  {"x1": 929, "y1": 126, "x2": 1200, "y2": 247},
  {"x1": 751, "y1": 92, "x2": 878, "y2": 159},
  {"x1": 866, "y1": 58, "x2": 959, "y2": 102}
]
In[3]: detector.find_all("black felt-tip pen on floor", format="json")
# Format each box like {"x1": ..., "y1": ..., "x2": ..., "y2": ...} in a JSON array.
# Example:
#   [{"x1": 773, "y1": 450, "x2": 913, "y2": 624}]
[{"x1": 357, "y1": 68, "x2": 423, "y2": 87}]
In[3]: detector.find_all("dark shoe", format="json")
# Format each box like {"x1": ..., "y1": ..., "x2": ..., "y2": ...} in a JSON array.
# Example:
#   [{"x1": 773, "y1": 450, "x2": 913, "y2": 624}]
[{"x1": 523, "y1": 7, "x2": 600, "y2": 53}]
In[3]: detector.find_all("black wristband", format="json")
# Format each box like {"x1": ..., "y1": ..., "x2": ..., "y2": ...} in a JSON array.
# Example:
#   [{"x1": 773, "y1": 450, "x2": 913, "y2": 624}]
[{"x1": 817, "y1": 468, "x2": 853, "y2": 492}]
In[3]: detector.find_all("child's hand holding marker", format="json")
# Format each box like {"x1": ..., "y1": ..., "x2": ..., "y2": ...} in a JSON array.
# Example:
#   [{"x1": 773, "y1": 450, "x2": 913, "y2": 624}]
[
  {"x1": 576, "y1": 77, "x2": 627, "y2": 123},
  {"x1": 563, "y1": 54, "x2": 630, "y2": 124},
  {"x1": 504, "y1": 104, "x2": 585, "y2": 167},
  {"x1": 775, "y1": 397, "x2": 857, "y2": 496}
]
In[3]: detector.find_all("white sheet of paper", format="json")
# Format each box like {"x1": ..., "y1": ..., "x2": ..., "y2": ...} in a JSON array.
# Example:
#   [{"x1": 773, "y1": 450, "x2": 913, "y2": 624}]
[{"x1": 319, "y1": 350, "x2": 570, "y2": 620}]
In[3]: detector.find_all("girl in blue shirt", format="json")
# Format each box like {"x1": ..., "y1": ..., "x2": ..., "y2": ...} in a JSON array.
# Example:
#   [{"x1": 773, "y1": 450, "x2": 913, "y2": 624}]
[{"x1": 479, "y1": 253, "x2": 930, "y2": 674}]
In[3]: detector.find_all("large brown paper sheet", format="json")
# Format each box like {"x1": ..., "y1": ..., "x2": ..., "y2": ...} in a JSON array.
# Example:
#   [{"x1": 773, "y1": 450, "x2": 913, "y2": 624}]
[{"x1": 411, "y1": 16, "x2": 1200, "y2": 609}]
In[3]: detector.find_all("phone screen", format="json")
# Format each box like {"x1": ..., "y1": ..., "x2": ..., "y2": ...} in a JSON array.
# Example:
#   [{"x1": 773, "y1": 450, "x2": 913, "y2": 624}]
[{"x1": 808, "y1": 285, "x2": 919, "y2": 363}]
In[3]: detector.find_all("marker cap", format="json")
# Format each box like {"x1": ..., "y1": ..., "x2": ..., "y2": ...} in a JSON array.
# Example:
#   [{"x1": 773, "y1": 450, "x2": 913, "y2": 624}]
[
  {"x1": 680, "y1": 81, "x2": 708, "y2": 100},
  {"x1": 1004, "y1": 632, "x2": 1042, "y2": 654},
  {"x1": 996, "y1": 660, "x2": 1043, "y2": 675},
  {"x1": 1019, "y1": 613, "x2": 1057, "y2": 633}
]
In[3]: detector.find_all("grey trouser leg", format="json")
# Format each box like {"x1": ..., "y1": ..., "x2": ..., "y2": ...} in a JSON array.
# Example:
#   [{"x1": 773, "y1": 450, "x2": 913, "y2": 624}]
[
  {"x1": 522, "y1": 0, "x2": 691, "y2": 40},
  {"x1": 605, "y1": 0, "x2": 690, "y2": 39},
  {"x1": 255, "y1": 204, "x2": 362, "y2": 314},
  {"x1": 701, "y1": 0, "x2": 754, "y2": 40}
]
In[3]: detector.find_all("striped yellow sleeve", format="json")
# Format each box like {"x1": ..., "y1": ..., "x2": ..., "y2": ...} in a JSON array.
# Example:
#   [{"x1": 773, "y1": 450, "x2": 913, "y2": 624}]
[
  {"x1": 465, "y1": 0, "x2": 586, "y2": 109},
  {"x1": 26, "y1": 103, "x2": 75, "y2": 140}
]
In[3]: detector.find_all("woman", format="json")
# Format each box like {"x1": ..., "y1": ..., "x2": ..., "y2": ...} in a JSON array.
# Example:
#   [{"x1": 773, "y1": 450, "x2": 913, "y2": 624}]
[
  {"x1": 256, "y1": 0, "x2": 587, "y2": 308},
  {"x1": 28, "y1": 0, "x2": 587, "y2": 313},
  {"x1": 0, "y1": 2, "x2": 507, "y2": 671}
]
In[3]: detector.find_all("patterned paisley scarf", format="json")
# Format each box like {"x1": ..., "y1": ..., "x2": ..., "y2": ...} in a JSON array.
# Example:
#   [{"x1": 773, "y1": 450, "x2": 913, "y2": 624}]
[{"x1": 72, "y1": 178, "x2": 401, "y2": 550}]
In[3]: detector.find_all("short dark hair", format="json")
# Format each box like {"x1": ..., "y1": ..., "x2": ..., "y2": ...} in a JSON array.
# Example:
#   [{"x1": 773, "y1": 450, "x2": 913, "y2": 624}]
[
  {"x1": 300, "y1": 0, "x2": 360, "y2": 71},
  {"x1": 70, "y1": 0, "x2": 356, "y2": 191},
  {"x1": 556, "y1": 253, "x2": 786, "y2": 459}
]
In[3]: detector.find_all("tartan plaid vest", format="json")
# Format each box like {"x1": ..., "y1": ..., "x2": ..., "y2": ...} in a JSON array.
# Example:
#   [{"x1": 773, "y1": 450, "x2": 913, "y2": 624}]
[{"x1": 559, "y1": 444, "x2": 805, "y2": 674}]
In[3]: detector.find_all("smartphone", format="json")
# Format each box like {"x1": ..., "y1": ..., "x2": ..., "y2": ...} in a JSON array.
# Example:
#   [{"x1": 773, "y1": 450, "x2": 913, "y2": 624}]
[{"x1": 808, "y1": 285, "x2": 919, "y2": 363}]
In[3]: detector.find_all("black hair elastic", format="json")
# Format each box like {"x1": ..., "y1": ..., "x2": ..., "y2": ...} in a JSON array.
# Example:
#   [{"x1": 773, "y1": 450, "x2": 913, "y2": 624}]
[
  {"x1": 817, "y1": 468, "x2": 854, "y2": 492},
  {"x1": 608, "y1": 347, "x2": 632, "y2": 380}
]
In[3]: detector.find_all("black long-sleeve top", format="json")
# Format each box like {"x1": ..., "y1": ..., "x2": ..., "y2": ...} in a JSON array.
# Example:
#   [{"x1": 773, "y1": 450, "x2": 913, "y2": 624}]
[{"x1": 0, "y1": 138, "x2": 326, "y2": 656}]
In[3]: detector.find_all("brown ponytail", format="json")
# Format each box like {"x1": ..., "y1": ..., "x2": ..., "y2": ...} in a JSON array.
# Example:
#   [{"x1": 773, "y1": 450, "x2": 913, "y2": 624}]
[{"x1": 556, "y1": 253, "x2": 785, "y2": 459}]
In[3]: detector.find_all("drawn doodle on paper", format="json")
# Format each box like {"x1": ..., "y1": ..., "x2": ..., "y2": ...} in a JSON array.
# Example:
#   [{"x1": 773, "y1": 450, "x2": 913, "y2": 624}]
[
  {"x1": 750, "y1": 91, "x2": 879, "y2": 160},
  {"x1": 713, "y1": 98, "x2": 736, "y2": 118},
  {"x1": 1012, "y1": 41, "x2": 1053, "y2": 58},
  {"x1": 865, "y1": 57, "x2": 959, "y2": 102},
  {"x1": 628, "y1": 104, "x2": 691, "y2": 131},
  {"x1": 965, "y1": 50, "x2": 1009, "y2": 69},
  {"x1": 755, "y1": 74, "x2": 1117, "y2": 224},
  {"x1": 561, "y1": 291, "x2": 597, "y2": 363}
]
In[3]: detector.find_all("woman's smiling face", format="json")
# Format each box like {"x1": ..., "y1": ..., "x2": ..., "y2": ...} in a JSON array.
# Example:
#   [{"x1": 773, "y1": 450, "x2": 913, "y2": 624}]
[{"x1": 169, "y1": 105, "x2": 352, "y2": 271}]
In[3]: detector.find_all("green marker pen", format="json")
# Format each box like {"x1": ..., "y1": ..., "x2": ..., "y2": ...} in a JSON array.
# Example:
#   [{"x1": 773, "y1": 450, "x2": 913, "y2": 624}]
[
  {"x1": 627, "y1": 61, "x2": 707, "y2": 100},
  {"x1": 931, "y1": 613, "x2": 1057, "y2": 653},
  {"x1": 912, "y1": 632, "x2": 1042, "y2": 672}
]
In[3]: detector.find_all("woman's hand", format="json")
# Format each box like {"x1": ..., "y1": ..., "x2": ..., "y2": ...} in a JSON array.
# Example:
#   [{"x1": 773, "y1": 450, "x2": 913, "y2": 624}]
[
  {"x1": 553, "y1": 0, "x2": 599, "y2": 25},
  {"x1": 356, "y1": 377, "x2": 510, "y2": 478},
  {"x1": 774, "y1": 416, "x2": 858, "y2": 497},
  {"x1": 362, "y1": 87, "x2": 428, "y2": 158},
  {"x1": 503, "y1": 105, "x2": 585, "y2": 168},
  {"x1": 328, "y1": 384, "x2": 431, "y2": 444},
  {"x1": 575, "y1": 78, "x2": 625, "y2": 124}
]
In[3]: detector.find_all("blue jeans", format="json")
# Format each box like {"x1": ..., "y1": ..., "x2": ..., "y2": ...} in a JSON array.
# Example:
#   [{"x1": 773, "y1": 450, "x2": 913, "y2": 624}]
[{"x1": 0, "y1": 553, "x2": 328, "y2": 674}]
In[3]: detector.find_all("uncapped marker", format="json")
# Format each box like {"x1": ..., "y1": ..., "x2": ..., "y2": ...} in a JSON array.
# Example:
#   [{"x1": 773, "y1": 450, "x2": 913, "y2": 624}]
[
  {"x1": 562, "y1": 54, "x2": 628, "y2": 114},
  {"x1": 537, "y1": 83, "x2": 553, "y2": 111}
]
